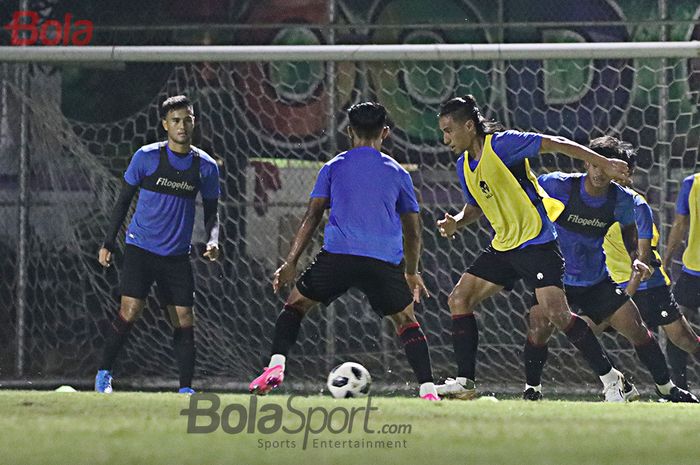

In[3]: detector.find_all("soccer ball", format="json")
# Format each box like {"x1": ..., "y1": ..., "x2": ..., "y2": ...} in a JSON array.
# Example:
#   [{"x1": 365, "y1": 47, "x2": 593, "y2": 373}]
[{"x1": 326, "y1": 362, "x2": 371, "y2": 398}]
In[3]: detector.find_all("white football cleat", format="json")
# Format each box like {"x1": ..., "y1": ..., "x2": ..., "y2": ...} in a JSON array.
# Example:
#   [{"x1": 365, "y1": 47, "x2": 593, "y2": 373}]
[{"x1": 436, "y1": 377, "x2": 477, "y2": 400}]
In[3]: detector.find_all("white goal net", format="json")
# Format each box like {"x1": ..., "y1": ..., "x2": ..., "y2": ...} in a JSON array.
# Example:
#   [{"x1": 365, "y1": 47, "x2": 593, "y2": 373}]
[{"x1": 1, "y1": 43, "x2": 699, "y2": 394}]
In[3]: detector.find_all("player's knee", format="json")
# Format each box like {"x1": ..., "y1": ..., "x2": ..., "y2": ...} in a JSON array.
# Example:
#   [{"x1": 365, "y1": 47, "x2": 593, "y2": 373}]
[
  {"x1": 175, "y1": 308, "x2": 194, "y2": 327},
  {"x1": 537, "y1": 305, "x2": 569, "y2": 330},
  {"x1": 285, "y1": 291, "x2": 315, "y2": 316},
  {"x1": 671, "y1": 333, "x2": 699, "y2": 354},
  {"x1": 447, "y1": 290, "x2": 474, "y2": 315},
  {"x1": 527, "y1": 310, "x2": 552, "y2": 344},
  {"x1": 527, "y1": 329, "x2": 550, "y2": 346},
  {"x1": 623, "y1": 324, "x2": 652, "y2": 346},
  {"x1": 388, "y1": 308, "x2": 417, "y2": 328},
  {"x1": 119, "y1": 305, "x2": 141, "y2": 322}
]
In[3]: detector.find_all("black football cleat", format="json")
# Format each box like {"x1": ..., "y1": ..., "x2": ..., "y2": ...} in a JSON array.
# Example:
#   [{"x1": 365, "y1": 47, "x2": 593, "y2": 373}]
[
  {"x1": 656, "y1": 386, "x2": 699, "y2": 403},
  {"x1": 522, "y1": 387, "x2": 543, "y2": 401}
]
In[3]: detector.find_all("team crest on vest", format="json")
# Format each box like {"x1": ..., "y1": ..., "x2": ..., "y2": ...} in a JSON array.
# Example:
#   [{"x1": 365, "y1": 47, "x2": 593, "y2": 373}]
[{"x1": 479, "y1": 180, "x2": 494, "y2": 199}]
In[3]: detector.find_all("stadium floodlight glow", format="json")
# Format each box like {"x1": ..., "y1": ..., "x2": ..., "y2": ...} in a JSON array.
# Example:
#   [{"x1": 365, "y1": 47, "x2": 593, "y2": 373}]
[{"x1": 0, "y1": 41, "x2": 698, "y2": 63}]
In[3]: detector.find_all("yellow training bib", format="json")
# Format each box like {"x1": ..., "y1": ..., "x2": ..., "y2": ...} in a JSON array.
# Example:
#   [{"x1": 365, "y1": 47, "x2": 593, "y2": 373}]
[
  {"x1": 682, "y1": 173, "x2": 700, "y2": 272},
  {"x1": 603, "y1": 192, "x2": 670, "y2": 285},
  {"x1": 462, "y1": 135, "x2": 557, "y2": 251}
]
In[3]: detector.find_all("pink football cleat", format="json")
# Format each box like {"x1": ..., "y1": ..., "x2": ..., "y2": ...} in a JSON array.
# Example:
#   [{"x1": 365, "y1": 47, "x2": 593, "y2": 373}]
[
  {"x1": 420, "y1": 393, "x2": 440, "y2": 401},
  {"x1": 249, "y1": 365, "x2": 284, "y2": 395}
]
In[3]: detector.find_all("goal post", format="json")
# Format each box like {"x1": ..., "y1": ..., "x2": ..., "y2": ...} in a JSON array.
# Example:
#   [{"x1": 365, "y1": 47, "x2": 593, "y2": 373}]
[
  {"x1": 0, "y1": 41, "x2": 699, "y2": 62},
  {"x1": 0, "y1": 41, "x2": 698, "y2": 394}
]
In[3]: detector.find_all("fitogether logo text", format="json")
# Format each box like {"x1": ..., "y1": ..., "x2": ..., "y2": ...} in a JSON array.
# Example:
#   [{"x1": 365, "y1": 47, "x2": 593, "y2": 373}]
[
  {"x1": 155, "y1": 177, "x2": 196, "y2": 192},
  {"x1": 180, "y1": 394, "x2": 412, "y2": 450}
]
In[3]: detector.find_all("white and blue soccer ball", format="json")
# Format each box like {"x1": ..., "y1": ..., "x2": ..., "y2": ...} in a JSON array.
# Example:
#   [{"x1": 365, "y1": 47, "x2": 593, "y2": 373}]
[{"x1": 326, "y1": 362, "x2": 371, "y2": 398}]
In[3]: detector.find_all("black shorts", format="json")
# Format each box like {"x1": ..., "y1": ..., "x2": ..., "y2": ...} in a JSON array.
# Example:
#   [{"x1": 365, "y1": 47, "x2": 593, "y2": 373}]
[
  {"x1": 467, "y1": 240, "x2": 564, "y2": 291},
  {"x1": 673, "y1": 271, "x2": 700, "y2": 308},
  {"x1": 296, "y1": 250, "x2": 413, "y2": 316},
  {"x1": 530, "y1": 276, "x2": 629, "y2": 325},
  {"x1": 564, "y1": 277, "x2": 630, "y2": 325},
  {"x1": 633, "y1": 285, "x2": 681, "y2": 328},
  {"x1": 120, "y1": 245, "x2": 195, "y2": 307}
]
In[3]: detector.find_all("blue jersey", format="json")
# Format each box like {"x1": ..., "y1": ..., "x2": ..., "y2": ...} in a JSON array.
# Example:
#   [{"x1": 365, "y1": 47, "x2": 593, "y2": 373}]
[
  {"x1": 538, "y1": 172, "x2": 635, "y2": 287},
  {"x1": 124, "y1": 142, "x2": 220, "y2": 256},
  {"x1": 676, "y1": 175, "x2": 700, "y2": 276},
  {"x1": 310, "y1": 146, "x2": 419, "y2": 264},
  {"x1": 455, "y1": 130, "x2": 556, "y2": 248}
]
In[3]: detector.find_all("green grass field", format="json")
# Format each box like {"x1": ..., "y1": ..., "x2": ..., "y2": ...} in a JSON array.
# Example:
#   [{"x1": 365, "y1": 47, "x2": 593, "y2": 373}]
[{"x1": 1, "y1": 391, "x2": 699, "y2": 465}]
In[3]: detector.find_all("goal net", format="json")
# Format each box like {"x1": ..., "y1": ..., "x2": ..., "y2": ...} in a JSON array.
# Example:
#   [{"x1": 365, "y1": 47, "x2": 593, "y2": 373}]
[{"x1": 1, "y1": 44, "x2": 699, "y2": 394}]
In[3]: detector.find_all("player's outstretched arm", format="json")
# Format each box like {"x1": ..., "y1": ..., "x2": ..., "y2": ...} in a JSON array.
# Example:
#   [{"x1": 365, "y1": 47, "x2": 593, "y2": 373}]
[
  {"x1": 539, "y1": 135, "x2": 630, "y2": 184},
  {"x1": 202, "y1": 198, "x2": 220, "y2": 261},
  {"x1": 663, "y1": 213, "x2": 690, "y2": 275},
  {"x1": 437, "y1": 203, "x2": 482, "y2": 239},
  {"x1": 99, "y1": 180, "x2": 138, "y2": 268},
  {"x1": 401, "y1": 212, "x2": 429, "y2": 303},
  {"x1": 273, "y1": 197, "x2": 328, "y2": 293}
]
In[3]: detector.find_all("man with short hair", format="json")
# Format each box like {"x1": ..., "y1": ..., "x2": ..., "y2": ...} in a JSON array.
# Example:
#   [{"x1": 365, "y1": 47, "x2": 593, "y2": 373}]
[
  {"x1": 95, "y1": 95, "x2": 221, "y2": 394},
  {"x1": 249, "y1": 102, "x2": 438, "y2": 400},
  {"x1": 522, "y1": 136, "x2": 697, "y2": 403}
]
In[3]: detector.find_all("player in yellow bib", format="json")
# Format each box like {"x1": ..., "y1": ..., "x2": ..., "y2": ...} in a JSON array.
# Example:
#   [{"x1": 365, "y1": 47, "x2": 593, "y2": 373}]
[
  {"x1": 662, "y1": 172, "x2": 700, "y2": 388},
  {"x1": 435, "y1": 95, "x2": 632, "y2": 401}
]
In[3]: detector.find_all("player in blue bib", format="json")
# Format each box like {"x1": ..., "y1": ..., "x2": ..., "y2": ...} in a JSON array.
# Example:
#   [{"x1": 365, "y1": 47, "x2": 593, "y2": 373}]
[
  {"x1": 523, "y1": 136, "x2": 697, "y2": 402},
  {"x1": 436, "y1": 95, "x2": 635, "y2": 402},
  {"x1": 94, "y1": 95, "x2": 221, "y2": 394},
  {"x1": 249, "y1": 102, "x2": 439, "y2": 400}
]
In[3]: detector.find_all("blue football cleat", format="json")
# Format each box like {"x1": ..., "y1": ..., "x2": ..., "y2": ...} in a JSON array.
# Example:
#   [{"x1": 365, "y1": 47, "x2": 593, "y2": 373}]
[
  {"x1": 178, "y1": 387, "x2": 195, "y2": 395},
  {"x1": 95, "y1": 370, "x2": 113, "y2": 393}
]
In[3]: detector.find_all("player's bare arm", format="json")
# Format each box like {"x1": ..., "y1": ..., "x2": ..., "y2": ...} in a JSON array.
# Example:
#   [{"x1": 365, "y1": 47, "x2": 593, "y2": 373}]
[
  {"x1": 401, "y1": 211, "x2": 429, "y2": 303},
  {"x1": 621, "y1": 223, "x2": 650, "y2": 295},
  {"x1": 540, "y1": 135, "x2": 630, "y2": 183},
  {"x1": 273, "y1": 196, "x2": 329, "y2": 293},
  {"x1": 437, "y1": 203, "x2": 482, "y2": 238},
  {"x1": 99, "y1": 181, "x2": 138, "y2": 267},
  {"x1": 202, "y1": 197, "x2": 220, "y2": 261},
  {"x1": 663, "y1": 213, "x2": 690, "y2": 274}
]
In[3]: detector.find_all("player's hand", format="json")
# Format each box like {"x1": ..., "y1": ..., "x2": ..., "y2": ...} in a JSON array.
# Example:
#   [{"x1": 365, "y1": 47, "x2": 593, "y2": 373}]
[
  {"x1": 203, "y1": 244, "x2": 220, "y2": 261},
  {"x1": 273, "y1": 261, "x2": 297, "y2": 294},
  {"x1": 602, "y1": 158, "x2": 630, "y2": 184},
  {"x1": 625, "y1": 268, "x2": 642, "y2": 297},
  {"x1": 437, "y1": 212, "x2": 457, "y2": 239},
  {"x1": 632, "y1": 259, "x2": 652, "y2": 281},
  {"x1": 98, "y1": 247, "x2": 112, "y2": 268},
  {"x1": 405, "y1": 273, "x2": 429, "y2": 303}
]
